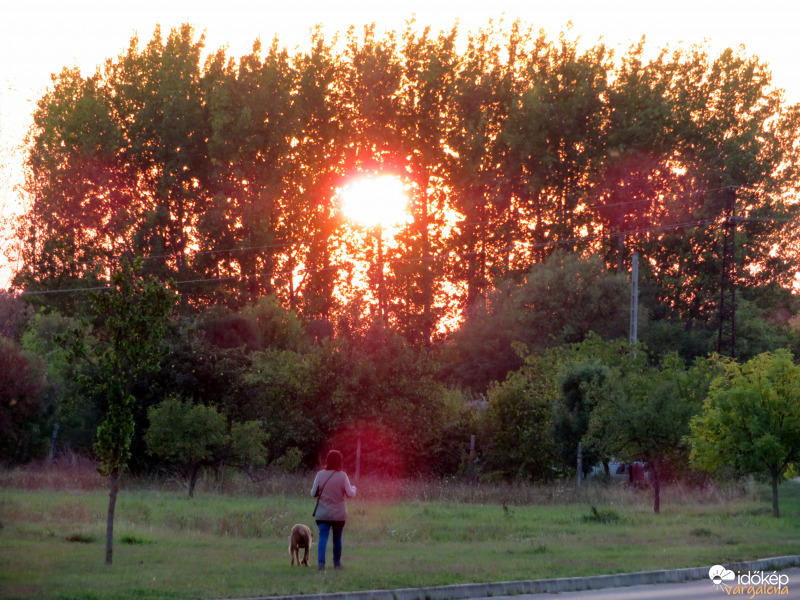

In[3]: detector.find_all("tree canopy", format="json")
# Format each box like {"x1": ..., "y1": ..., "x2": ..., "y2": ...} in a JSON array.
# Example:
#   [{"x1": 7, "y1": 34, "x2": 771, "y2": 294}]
[
  {"x1": 588, "y1": 353, "x2": 710, "y2": 513},
  {"x1": 13, "y1": 22, "x2": 800, "y2": 349},
  {"x1": 145, "y1": 395, "x2": 268, "y2": 498},
  {"x1": 4, "y1": 20, "x2": 800, "y2": 523},
  {"x1": 689, "y1": 350, "x2": 800, "y2": 517}
]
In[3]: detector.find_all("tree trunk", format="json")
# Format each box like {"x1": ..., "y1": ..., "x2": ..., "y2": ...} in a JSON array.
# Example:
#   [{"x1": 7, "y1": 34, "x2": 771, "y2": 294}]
[
  {"x1": 772, "y1": 473, "x2": 780, "y2": 518},
  {"x1": 188, "y1": 465, "x2": 198, "y2": 499},
  {"x1": 105, "y1": 469, "x2": 119, "y2": 565},
  {"x1": 652, "y1": 465, "x2": 660, "y2": 514},
  {"x1": 419, "y1": 174, "x2": 433, "y2": 348}
]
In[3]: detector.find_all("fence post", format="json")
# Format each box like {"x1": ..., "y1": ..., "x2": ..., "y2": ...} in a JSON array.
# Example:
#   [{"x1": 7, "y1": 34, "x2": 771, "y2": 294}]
[
  {"x1": 48, "y1": 423, "x2": 60, "y2": 463},
  {"x1": 468, "y1": 435, "x2": 476, "y2": 483}
]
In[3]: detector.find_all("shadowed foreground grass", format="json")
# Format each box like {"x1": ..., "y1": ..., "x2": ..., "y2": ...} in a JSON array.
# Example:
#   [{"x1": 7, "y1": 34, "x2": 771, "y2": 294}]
[{"x1": 1, "y1": 463, "x2": 799, "y2": 600}]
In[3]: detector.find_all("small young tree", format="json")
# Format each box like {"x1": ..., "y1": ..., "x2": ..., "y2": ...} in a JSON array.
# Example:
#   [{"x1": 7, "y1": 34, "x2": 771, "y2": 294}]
[
  {"x1": 689, "y1": 350, "x2": 800, "y2": 517},
  {"x1": 589, "y1": 353, "x2": 708, "y2": 513},
  {"x1": 146, "y1": 396, "x2": 269, "y2": 498},
  {"x1": 145, "y1": 396, "x2": 227, "y2": 498},
  {"x1": 87, "y1": 260, "x2": 177, "y2": 564}
]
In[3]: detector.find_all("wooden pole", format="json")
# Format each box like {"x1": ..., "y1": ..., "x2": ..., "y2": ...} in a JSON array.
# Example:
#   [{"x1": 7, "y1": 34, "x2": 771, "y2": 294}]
[
  {"x1": 47, "y1": 423, "x2": 59, "y2": 463},
  {"x1": 468, "y1": 435, "x2": 476, "y2": 483}
]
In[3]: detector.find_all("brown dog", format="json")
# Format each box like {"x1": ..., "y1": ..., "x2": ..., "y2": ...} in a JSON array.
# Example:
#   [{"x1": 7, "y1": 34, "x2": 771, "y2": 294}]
[{"x1": 289, "y1": 523, "x2": 313, "y2": 566}]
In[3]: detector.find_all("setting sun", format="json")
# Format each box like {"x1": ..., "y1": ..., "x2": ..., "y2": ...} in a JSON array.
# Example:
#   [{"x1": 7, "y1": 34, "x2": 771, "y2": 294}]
[{"x1": 338, "y1": 175, "x2": 409, "y2": 228}]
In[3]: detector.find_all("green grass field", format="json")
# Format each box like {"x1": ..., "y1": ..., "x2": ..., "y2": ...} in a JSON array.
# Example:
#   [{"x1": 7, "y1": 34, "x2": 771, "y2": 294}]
[{"x1": 2, "y1": 462, "x2": 800, "y2": 600}]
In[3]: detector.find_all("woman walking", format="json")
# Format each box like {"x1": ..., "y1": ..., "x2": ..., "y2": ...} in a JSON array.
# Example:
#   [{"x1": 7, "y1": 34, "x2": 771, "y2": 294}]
[{"x1": 310, "y1": 449, "x2": 357, "y2": 570}]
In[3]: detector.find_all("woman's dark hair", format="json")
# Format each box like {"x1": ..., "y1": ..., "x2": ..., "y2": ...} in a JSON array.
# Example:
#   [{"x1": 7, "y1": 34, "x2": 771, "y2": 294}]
[{"x1": 325, "y1": 449, "x2": 343, "y2": 471}]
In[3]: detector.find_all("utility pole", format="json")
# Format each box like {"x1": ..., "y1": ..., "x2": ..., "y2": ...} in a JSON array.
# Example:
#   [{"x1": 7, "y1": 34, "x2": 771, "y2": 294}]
[{"x1": 717, "y1": 188, "x2": 737, "y2": 357}]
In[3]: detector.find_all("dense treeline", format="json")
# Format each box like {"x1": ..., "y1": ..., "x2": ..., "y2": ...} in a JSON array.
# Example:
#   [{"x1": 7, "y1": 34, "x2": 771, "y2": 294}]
[
  {"x1": 3, "y1": 251, "x2": 799, "y2": 488},
  {"x1": 14, "y1": 22, "x2": 800, "y2": 339},
  {"x1": 1, "y1": 283, "x2": 475, "y2": 478},
  {"x1": 4, "y1": 22, "x2": 800, "y2": 506}
]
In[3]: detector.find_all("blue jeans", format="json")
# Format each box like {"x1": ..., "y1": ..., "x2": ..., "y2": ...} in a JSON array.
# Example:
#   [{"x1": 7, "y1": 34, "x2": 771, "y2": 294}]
[{"x1": 316, "y1": 521, "x2": 345, "y2": 567}]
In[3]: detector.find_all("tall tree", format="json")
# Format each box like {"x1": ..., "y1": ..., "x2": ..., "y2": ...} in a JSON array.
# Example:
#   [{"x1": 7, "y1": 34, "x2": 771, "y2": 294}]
[
  {"x1": 592, "y1": 41, "x2": 677, "y2": 273},
  {"x1": 15, "y1": 23, "x2": 800, "y2": 343},
  {"x1": 394, "y1": 24, "x2": 460, "y2": 345},
  {"x1": 633, "y1": 47, "x2": 800, "y2": 337},
  {"x1": 199, "y1": 39, "x2": 296, "y2": 307},
  {"x1": 17, "y1": 66, "x2": 123, "y2": 314},
  {"x1": 502, "y1": 33, "x2": 611, "y2": 265},
  {"x1": 18, "y1": 26, "x2": 210, "y2": 310},
  {"x1": 445, "y1": 23, "x2": 521, "y2": 308},
  {"x1": 284, "y1": 29, "x2": 350, "y2": 319},
  {"x1": 443, "y1": 252, "x2": 629, "y2": 392}
]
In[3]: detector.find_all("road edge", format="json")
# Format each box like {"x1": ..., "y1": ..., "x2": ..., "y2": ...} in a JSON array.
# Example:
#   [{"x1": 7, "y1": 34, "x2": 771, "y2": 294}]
[{"x1": 229, "y1": 555, "x2": 800, "y2": 600}]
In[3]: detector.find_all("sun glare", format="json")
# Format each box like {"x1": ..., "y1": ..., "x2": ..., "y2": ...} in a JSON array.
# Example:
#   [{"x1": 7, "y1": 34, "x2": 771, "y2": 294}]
[{"x1": 339, "y1": 175, "x2": 409, "y2": 227}]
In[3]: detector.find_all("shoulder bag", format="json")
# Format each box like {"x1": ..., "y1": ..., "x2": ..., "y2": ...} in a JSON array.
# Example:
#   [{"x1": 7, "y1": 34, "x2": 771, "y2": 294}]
[{"x1": 312, "y1": 471, "x2": 337, "y2": 517}]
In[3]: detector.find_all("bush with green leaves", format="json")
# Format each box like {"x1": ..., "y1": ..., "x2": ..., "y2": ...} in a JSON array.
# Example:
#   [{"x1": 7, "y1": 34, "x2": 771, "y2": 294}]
[{"x1": 146, "y1": 395, "x2": 268, "y2": 498}]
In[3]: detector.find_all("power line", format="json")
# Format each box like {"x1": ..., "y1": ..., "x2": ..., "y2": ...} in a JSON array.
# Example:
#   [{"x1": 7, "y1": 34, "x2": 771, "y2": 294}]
[
  {"x1": 16, "y1": 183, "x2": 774, "y2": 275},
  {"x1": 16, "y1": 240, "x2": 300, "y2": 275},
  {"x1": 16, "y1": 200, "x2": 797, "y2": 282},
  {"x1": 19, "y1": 213, "x2": 783, "y2": 297}
]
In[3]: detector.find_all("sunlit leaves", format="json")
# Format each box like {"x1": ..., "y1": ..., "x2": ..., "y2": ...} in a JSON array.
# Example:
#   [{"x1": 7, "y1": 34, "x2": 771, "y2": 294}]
[
  {"x1": 17, "y1": 21, "x2": 800, "y2": 348},
  {"x1": 689, "y1": 350, "x2": 800, "y2": 516}
]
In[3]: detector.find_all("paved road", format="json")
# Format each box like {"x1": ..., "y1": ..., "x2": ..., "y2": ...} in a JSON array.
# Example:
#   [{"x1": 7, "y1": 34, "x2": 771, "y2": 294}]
[{"x1": 479, "y1": 567, "x2": 800, "y2": 600}]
